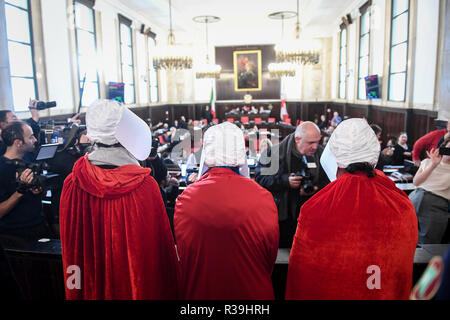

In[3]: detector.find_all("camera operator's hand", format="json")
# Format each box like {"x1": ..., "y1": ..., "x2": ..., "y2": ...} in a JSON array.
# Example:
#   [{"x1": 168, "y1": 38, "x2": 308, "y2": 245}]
[
  {"x1": 427, "y1": 148, "x2": 442, "y2": 168},
  {"x1": 69, "y1": 113, "x2": 81, "y2": 125},
  {"x1": 300, "y1": 186, "x2": 318, "y2": 197},
  {"x1": 289, "y1": 173, "x2": 302, "y2": 189},
  {"x1": 28, "y1": 98, "x2": 39, "y2": 122},
  {"x1": 16, "y1": 169, "x2": 34, "y2": 194},
  {"x1": 19, "y1": 169, "x2": 34, "y2": 185},
  {"x1": 188, "y1": 172, "x2": 198, "y2": 183}
]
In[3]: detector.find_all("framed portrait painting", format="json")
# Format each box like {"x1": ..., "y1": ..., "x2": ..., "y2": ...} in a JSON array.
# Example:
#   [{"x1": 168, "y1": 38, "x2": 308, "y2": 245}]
[{"x1": 233, "y1": 50, "x2": 262, "y2": 92}]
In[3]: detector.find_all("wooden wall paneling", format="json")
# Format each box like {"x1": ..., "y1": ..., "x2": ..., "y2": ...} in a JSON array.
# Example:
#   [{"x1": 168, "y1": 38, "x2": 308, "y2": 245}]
[
  {"x1": 371, "y1": 107, "x2": 406, "y2": 144},
  {"x1": 346, "y1": 104, "x2": 368, "y2": 119}
]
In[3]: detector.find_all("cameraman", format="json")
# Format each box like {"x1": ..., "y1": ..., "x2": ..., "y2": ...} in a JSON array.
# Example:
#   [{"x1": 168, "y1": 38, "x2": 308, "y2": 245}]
[
  {"x1": 0, "y1": 99, "x2": 41, "y2": 157},
  {"x1": 255, "y1": 122, "x2": 329, "y2": 248},
  {"x1": 0, "y1": 121, "x2": 51, "y2": 241}
]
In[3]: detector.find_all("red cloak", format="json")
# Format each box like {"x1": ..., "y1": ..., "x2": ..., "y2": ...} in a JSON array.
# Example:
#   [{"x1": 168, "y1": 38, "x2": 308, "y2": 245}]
[
  {"x1": 174, "y1": 168, "x2": 279, "y2": 299},
  {"x1": 286, "y1": 170, "x2": 418, "y2": 300},
  {"x1": 60, "y1": 155, "x2": 178, "y2": 300}
]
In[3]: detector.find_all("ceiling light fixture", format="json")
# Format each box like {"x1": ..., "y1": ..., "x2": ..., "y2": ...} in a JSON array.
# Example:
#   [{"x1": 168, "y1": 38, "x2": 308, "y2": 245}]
[
  {"x1": 153, "y1": 0, "x2": 193, "y2": 70},
  {"x1": 193, "y1": 15, "x2": 221, "y2": 79},
  {"x1": 273, "y1": 0, "x2": 321, "y2": 65}
]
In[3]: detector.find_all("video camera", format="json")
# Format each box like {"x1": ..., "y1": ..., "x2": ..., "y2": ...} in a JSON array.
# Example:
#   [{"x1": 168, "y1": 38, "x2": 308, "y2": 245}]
[
  {"x1": 293, "y1": 168, "x2": 314, "y2": 194},
  {"x1": 440, "y1": 147, "x2": 450, "y2": 156},
  {"x1": 6, "y1": 144, "x2": 60, "y2": 190},
  {"x1": 29, "y1": 101, "x2": 57, "y2": 111}
]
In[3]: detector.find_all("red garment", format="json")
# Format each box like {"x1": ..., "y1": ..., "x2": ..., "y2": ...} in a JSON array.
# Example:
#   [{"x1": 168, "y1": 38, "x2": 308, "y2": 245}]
[
  {"x1": 60, "y1": 155, "x2": 178, "y2": 300},
  {"x1": 174, "y1": 168, "x2": 279, "y2": 299},
  {"x1": 412, "y1": 129, "x2": 446, "y2": 161},
  {"x1": 286, "y1": 170, "x2": 418, "y2": 300}
]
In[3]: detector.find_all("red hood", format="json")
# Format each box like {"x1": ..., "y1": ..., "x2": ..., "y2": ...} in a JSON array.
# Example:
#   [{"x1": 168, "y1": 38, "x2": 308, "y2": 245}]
[{"x1": 71, "y1": 155, "x2": 151, "y2": 199}]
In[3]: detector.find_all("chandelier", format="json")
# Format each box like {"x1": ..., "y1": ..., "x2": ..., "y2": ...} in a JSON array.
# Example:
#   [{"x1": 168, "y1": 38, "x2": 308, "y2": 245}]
[
  {"x1": 193, "y1": 15, "x2": 221, "y2": 79},
  {"x1": 268, "y1": 11, "x2": 297, "y2": 78},
  {"x1": 153, "y1": 0, "x2": 192, "y2": 70},
  {"x1": 274, "y1": 0, "x2": 321, "y2": 65},
  {"x1": 268, "y1": 62, "x2": 296, "y2": 78}
]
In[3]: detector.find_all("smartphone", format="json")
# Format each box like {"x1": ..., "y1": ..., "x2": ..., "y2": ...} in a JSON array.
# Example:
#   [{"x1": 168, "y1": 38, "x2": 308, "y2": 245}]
[{"x1": 439, "y1": 147, "x2": 450, "y2": 156}]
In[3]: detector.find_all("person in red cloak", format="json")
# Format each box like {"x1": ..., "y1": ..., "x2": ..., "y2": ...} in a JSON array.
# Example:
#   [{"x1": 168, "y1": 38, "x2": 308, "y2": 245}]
[
  {"x1": 286, "y1": 118, "x2": 418, "y2": 300},
  {"x1": 174, "y1": 122, "x2": 279, "y2": 299},
  {"x1": 60, "y1": 99, "x2": 178, "y2": 299}
]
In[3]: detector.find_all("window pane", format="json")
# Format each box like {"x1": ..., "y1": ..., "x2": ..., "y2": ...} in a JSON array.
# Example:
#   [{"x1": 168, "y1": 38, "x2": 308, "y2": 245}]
[
  {"x1": 81, "y1": 81, "x2": 99, "y2": 106},
  {"x1": 341, "y1": 29, "x2": 347, "y2": 47},
  {"x1": 391, "y1": 42, "x2": 408, "y2": 73},
  {"x1": 339, "y1": 82, "x2": 346, "y2": 99},
  {"x1": 121, "y1": 44, "x2": 133, "y2": 66},
  {"x1": 361, "y1": 11, "x2": 370, "y2": 35},
  {"x1": 76, "y1": 29, "x2": 96, "y2": 56},
  {"x1": 393, "y1": 0, "x2": 409, "y2": 17},
  {"x1": 11, "y1": 77, "x2": 35, "y2": 111},
  {"x1": 125, "y1": 84, "x2": 135, "y2": 104},
  {"x1": 340, "y1": 64, "x2": 347, "y2": 82},
  {"x1": 5, "y1": 4, "x2": 30, "y2": 43},
  {"x1": 150, "y1": 87, "x2": 158, "y2": 103},
  {"x1": 120, "y1": 24, "x2": 131, "y2": 46},
  {"x1": 358, "y1": 78, "x2": 366, "y2": 100},
  {"x1": 122, "y1": 65, "x2": 134, "y2": 84},
  {"x1": 5, "y1": 0, "x2": 28, "y2": 10},
  {"x1": 150, "y1": 68, "x2": 157, "y2": 84},
  {"x1": 8, "y1": 42, "x2": 33, "y2": 77},
  {"x1": 392, "y1": 13, "x2": 408, "y2": 45},
  {"x1": 75, "y1": 2, "x2": 94, "y2": 32},
  {"x1": 340, "y1": 47, "x2": 346, "y2": 65},
  {"x1": 360, "y1": 34, "x2": 369, "y2": 57},
  {"x1": 389, "y1": 73, "x2": 406, "y2": 101},
  {"x1": 359, "y1": 56, "x2": 369, "y2": 78},
  {"x1": 78, "y1": 55, "x2": 98, "y2": 82}
]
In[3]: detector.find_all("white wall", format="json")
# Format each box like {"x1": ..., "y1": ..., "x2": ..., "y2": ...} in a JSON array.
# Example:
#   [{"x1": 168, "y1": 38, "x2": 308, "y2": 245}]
[{"x1": 413, "y1": 0, "x2": 439, "y2": 108}]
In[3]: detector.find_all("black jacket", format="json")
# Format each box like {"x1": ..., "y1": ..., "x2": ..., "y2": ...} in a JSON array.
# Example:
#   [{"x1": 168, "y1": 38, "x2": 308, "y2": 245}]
[{"x1": 255, "y1": 133, "x2": 329, "y2": 222}]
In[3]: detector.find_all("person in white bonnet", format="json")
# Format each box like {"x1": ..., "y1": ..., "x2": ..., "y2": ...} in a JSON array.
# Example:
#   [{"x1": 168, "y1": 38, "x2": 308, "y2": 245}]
[
  {"x1": 286, "y1": 118, "x2": 418, "y2": 300},
  {"x1": 59, "y1": 99, "x2": 178, "y2": 300},
  {"x1": 174, "y1": 122, "x2": 279, "y2": 299}
]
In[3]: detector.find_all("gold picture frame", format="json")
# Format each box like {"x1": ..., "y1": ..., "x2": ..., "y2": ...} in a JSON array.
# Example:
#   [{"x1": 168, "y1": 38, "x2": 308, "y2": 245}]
[{"x1": 233, "y1": 50, "x2": 262, "y2": 92}]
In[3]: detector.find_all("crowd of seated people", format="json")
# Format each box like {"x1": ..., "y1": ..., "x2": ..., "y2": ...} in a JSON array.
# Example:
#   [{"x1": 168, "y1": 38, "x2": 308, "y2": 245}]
[
  {"x1": 1, "y1": 97, "x2": 449, "y2": 301},
  {"x1": 228, "y1": 105, "x2": 271, "y2": 115}
]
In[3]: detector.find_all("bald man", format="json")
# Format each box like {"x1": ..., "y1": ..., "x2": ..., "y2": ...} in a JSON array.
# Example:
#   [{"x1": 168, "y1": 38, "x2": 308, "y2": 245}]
[{"x1": 255, "y1": 122, "x2": 329, "y2": 248}]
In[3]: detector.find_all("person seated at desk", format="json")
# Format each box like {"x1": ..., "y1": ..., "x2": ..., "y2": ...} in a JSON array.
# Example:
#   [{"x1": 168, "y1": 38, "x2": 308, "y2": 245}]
[
  {"x1": 174, "y1": 122, "x2": 279, "y2": 299},
  {"x1": 249, "y1": 106, "x2": 258, "y2": 114},
  {"x1": 286, "y1": 118, "x2": 418, "y2": 300},
  {"x1": 392, "y1": 132, "x2": 412, "y2": 166},
  {"x1": 409, "y1": 137, "x2": 450, "y2": 244}
]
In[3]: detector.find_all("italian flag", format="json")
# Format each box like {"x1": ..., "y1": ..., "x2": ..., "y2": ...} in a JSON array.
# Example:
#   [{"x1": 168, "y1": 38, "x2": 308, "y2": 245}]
[{"x1": 210, "y1": 81, "x2": 216, "y2": 118}]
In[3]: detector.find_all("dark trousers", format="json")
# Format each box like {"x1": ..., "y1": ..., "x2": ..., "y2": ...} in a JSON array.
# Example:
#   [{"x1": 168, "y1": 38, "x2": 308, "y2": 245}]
[{"x1": 279, "y1": 218, "x2": 298, "y2": 248}]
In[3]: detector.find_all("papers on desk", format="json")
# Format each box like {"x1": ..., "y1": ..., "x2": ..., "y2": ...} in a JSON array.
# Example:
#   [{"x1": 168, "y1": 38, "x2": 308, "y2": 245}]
[{"x1": 395, "y1": 183, "x2": 416, "y2": 191}]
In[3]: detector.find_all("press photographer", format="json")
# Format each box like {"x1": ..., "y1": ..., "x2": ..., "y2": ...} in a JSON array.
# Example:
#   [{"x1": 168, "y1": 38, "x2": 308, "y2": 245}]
[
  {"x1": 0, "y1": 99, "x2": 43, "y2": 157},
  {"x1": 0, "y1": 121, "x2": 52, "y2": 242}
]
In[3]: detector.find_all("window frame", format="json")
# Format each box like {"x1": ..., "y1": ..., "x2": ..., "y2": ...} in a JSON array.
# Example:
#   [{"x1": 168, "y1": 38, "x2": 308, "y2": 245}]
[
  {"x1": 73, "y1": 0, "x2": 100, "y2": 107},
  {"x1": 338, "y1": 23, "x2": 348, "y2": 100},
  {"x1": 118, "y1": 14, "x2": 135, "y2": 105},
  {"x1": 357, "y1": 1, "x2": 372, "y2": 100},
  {"x1": 388, "y1": 0, "x2": 410, "y2": 102},
  {"x1": 4, "y1": 0, "x2": 38, "y2": 111},
  {"x1": 147, "y1": 32, "x2": 159, "y2": 103}
]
